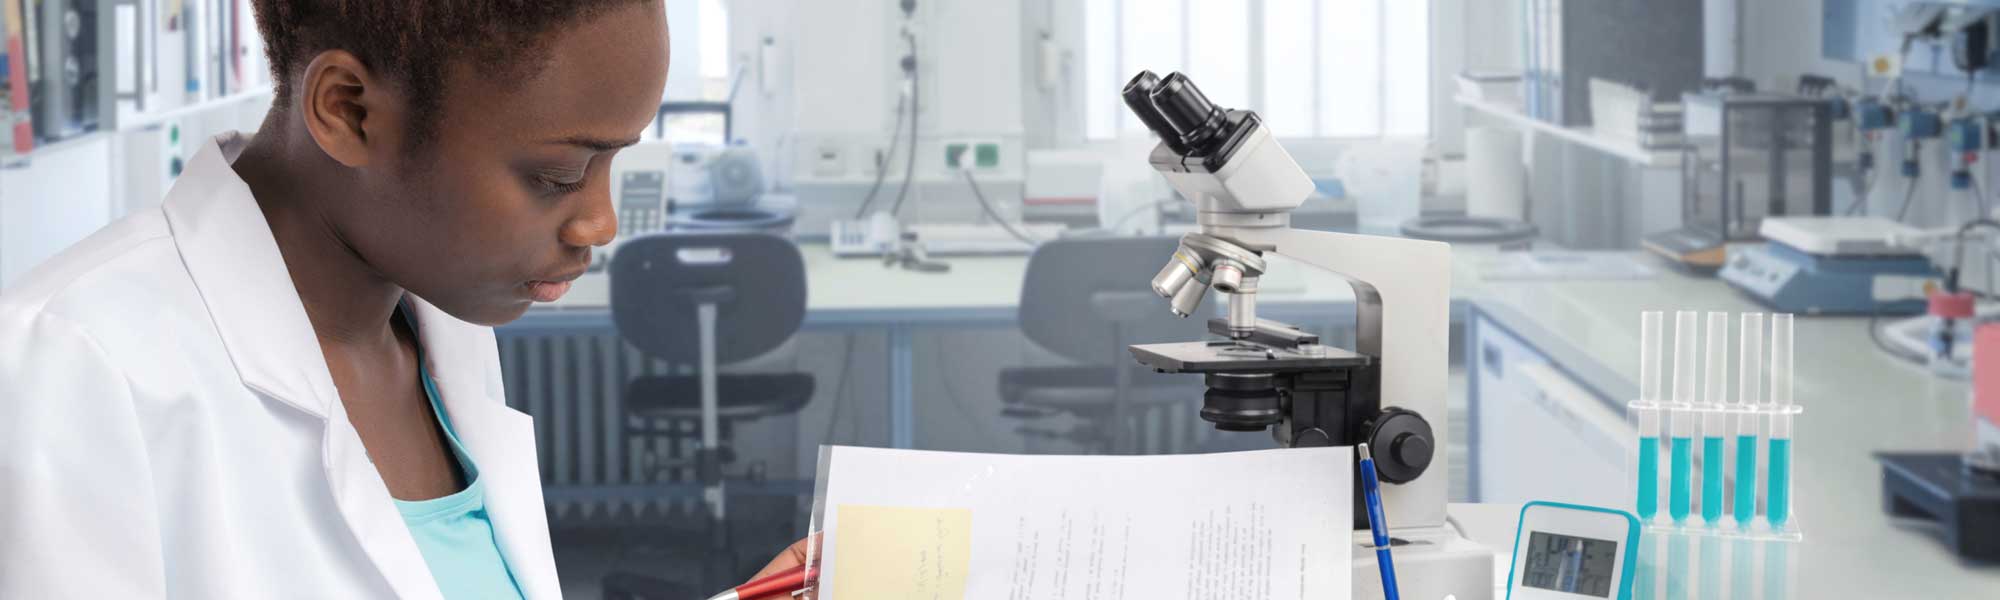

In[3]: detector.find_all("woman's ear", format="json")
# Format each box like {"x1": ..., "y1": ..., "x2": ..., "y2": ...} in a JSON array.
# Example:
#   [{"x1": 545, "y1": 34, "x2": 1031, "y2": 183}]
[{"x1": 298, "y1": 49, "x2": 407, "y2": 167}]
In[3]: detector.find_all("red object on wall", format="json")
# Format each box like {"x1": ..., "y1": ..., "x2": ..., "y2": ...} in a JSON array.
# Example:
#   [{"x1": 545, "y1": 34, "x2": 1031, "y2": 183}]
[{"x1": 1973, "y1": 324, "x2": 2000, "y2": 427}]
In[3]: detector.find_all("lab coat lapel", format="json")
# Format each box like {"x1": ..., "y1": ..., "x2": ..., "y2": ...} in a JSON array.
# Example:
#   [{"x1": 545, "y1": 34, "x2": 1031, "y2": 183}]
[
  {"x1": 164, "y1": 133, "x2": 444, "y2": 600},
  {"x1": 408, "y1": 299, "x2": 563, "y2": 600},
  {"x1": 322, "y1": 396, "x2": 450, "y2": 600},
  {"x1": 161, "y1": 133, "x2": 329, "y2": 419}
]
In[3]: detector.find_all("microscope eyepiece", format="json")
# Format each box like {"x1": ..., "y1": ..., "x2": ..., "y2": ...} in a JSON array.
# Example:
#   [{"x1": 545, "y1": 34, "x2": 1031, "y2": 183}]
[
  {"x1": 1123, "y1": 71, "x2": 1191, "y2": 154},
  {"x1": 1150, "y1": 72, "x2": 1228, "y2": 154}
]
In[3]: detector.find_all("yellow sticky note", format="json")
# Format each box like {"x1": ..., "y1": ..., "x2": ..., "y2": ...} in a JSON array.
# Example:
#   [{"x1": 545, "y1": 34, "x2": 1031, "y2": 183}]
[{"x1": 832, "y1": 505, "x2": 972, "y2": 600}]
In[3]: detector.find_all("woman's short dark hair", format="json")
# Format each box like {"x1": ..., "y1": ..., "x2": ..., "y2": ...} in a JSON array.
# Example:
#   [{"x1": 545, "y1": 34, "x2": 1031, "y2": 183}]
[{"x1": 251, "y1": 0, "x2": 654, "y2": 141}]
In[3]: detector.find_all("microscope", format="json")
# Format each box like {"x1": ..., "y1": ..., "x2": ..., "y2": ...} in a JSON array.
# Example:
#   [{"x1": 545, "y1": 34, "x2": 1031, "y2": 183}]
[{"x1": 1122, "y1": 71, "x2": 1494, "y2": 600}]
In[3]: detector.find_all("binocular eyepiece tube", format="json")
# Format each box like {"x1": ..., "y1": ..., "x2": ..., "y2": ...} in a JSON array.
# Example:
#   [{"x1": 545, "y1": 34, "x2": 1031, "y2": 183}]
[{"x1": 1123, "y1": 70, "x2": 1229, "y2": 156}]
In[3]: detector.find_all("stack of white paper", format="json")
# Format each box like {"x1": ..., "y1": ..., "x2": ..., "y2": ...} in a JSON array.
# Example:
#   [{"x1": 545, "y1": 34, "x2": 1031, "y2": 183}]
[{"x1": 808, "y1": 445, "x2": 1354, "y2": 600}]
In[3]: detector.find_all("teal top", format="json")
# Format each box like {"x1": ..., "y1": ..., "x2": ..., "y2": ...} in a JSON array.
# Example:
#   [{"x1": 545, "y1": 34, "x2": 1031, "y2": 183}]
[{"x1": 393, "y1": 308, "x2": 525, "y2": 600}]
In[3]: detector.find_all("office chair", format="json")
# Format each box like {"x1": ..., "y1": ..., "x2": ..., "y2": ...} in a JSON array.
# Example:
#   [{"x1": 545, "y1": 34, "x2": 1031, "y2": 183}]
[
  {"x1": 603, "y1": 232, "x2": 814, "y2": 596},
  {"x1": 1000, "y1": 236, "x2": 1212, "y2": 454}
]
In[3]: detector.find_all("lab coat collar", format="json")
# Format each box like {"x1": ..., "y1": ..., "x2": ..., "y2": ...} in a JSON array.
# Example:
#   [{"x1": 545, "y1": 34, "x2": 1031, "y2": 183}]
[
  {"x1": 161, "y1": 132, "x2": 338, "y2": 420},
  {"x1": 163, "y1": 133, "x2": 559, "y2": 599},
  {"x1": 165, "y1": 133, "x2": 445, "y2": 599}
]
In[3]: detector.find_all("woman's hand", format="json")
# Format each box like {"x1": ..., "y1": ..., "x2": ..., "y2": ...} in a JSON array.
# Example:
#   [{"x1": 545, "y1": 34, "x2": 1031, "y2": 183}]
[
  {"x1": 751, "y1": 537, "x2": 813, "y2": 581},
  {"x1": 741, "y1": 537, "x2": 815, "y2": 599}
]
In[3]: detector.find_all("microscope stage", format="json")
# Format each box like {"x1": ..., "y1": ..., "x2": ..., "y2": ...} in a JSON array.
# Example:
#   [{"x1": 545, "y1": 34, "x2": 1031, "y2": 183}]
[{"x1": 1130, "y1": 340, "x2": 1372, "y2": 374}]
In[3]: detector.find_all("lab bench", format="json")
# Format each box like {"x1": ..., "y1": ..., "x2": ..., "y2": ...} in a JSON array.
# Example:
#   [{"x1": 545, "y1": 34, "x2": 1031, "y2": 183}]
[{"x1": 1461, "y1": 253, "x2": 2000, "y2": 596}]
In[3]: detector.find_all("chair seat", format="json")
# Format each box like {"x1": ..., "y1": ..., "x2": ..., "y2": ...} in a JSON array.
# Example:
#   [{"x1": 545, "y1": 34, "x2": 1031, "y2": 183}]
[
  {"x1": 998, "y1": 365, "x2": 1199, "y2": 416},
  {"x1": 626, "y1": 373, "x2": 815, "y2": 421}
]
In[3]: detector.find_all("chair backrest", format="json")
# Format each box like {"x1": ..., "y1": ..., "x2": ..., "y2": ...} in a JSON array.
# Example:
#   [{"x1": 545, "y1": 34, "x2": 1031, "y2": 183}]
[
  {"x1": 1018, "y1": 235, "x2": 1211, "y2": 364},
  {"x1": 610, "y1": 232, "x2": 807, "y2": 364}
]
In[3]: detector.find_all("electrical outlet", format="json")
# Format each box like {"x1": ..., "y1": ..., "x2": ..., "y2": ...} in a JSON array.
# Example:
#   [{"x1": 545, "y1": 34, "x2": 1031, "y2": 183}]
[
  {"x1": 943, "y1": 139, "x2": 1002, "y2": 171},
  {"x1": 813, "y1": 144, "x2": 845, "y2": 177},
  {"x1": 944, "y1": 142, "x2": 971, "y2": 170}
]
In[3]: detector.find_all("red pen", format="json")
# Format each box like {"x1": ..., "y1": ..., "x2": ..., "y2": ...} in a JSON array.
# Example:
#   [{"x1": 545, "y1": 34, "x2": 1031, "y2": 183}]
[{"x1": 705, "y1": 564, "x2": 813, "y2": 600}]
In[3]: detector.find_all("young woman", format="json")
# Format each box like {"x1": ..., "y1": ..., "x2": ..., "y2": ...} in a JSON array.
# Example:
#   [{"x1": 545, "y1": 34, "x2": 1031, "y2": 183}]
[{"x1": 0, "y1": 1, "x2": 800, "y2": 597}]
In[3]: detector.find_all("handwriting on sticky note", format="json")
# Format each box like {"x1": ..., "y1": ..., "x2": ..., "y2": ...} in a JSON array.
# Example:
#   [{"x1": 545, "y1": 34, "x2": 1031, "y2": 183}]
[{"x1": 833, "y1": 505, "x2": 972, "y2": 600}]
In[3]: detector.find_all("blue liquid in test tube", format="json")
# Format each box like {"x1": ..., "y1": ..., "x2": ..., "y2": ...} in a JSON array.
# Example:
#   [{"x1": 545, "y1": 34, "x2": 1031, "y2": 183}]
[
  {"x1": 1700, "y1": 312, "x2": 1729, "y2": 524},
  {"x1": 1735, "y1": 313, "x2": 1764, "y2": 527},
  {"x1": 1734, "y1": 434, "x2": 1757, "y2": 523},
  {"x1": 1702, "y1": 436, "x2": 1725, "y2": 522},
  {"x1": 1669, "y1": 437, "x2": 1693, "y2": 522},
  {"x1": 1635, "y1": 311, "x2": 1665, "y2": 522},
  {"x1": 1768, "y1": 438, "x2": 1792, "y2": 526},
  {"x1": 1766, "y1": 314, "x2": 1795, "y2": 528},
  {"x1": 1668, "y1": 312, "x2": 1699, "y2": 524},
  {"x1": 1638, "y1": 437, "x2": 1660, "y2": 519}
]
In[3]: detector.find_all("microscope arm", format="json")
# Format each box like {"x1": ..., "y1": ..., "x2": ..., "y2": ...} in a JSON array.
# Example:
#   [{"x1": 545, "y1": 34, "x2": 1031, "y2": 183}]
[{"x1": 1222, "y1": 226, "x2": 1454, "y2": 529}]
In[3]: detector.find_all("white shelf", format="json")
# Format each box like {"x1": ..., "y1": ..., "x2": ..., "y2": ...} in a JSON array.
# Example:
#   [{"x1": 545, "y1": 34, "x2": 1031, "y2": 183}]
[
  {"x1": 1454, "y1": 95, "x2": 1682, "y2": 167},
  {"x1": 118, "y1": 86, "x2": 275, "y2": 132}
]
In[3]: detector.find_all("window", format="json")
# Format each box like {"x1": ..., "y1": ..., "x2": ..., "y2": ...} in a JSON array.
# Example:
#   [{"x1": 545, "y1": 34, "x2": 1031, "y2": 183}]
[
  {"x1": 655, "y1": 0, "x2": 733, "y2": 143},
  {"x1": 1086, "y1": 0, "x2": 1429, "y2": 140}
]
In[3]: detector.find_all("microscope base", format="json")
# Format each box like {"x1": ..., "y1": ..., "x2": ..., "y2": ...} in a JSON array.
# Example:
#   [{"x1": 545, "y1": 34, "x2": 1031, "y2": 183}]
[{"x1": 1350, "y1": 524, "x2": 1495, "y2": 600}]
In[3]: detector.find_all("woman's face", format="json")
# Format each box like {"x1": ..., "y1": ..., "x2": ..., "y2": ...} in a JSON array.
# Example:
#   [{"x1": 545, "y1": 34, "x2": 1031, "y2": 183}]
[{"x1": 341, "y1": 3, "x2": 669, "y2": 326}]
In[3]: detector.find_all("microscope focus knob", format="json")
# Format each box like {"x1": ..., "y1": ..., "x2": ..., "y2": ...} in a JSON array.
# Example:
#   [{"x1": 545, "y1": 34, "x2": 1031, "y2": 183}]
[{"x1": 1364, "y1": 408, "x2": 1435, "y2": 484}]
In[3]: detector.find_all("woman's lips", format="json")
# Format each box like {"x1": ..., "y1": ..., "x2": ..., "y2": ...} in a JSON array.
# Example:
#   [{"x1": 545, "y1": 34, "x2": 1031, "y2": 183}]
[{"x1": 526, "y1": 280, "x2": 572, "y2": 302}]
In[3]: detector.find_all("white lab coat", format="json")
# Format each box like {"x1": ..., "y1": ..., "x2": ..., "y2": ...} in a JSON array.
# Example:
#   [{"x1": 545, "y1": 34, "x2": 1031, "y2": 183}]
[{"x1": 0, "y1": 133, "x2": 562, "y2": 599}]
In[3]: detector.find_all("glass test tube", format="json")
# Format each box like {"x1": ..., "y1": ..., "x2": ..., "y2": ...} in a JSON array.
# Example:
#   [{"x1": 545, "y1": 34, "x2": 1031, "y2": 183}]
[
  {"x1": 1735, "y1": 313, "x2": 1764, "y2": 527},
  {"x1": 1767, "y1": 314, "x2": 1795, "y2": 528},
  {"x1": 1702, "y1": 312, "x2": 1729, "y2": 525},
  {"x1": 1671, "y1": 311, "x2": 1699, "y2": 524},
  {"x1": 1637, "y1": 311, "x2": 1665, "y2": 521}
]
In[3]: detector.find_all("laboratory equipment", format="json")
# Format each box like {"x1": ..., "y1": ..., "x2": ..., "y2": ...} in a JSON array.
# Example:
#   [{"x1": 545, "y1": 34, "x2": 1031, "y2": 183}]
[
  {"x1": 1876, "y1": 320, "x2": 2000, "y2": 561},
  {"x1": 1735, "y1": 313, "x2": 1764, "y2": 527},
  {"x1": 670, "y1": 145, "x2": 765, "y2": 208},
  {"x1": 1504, "y1": 502, "x2": 1639, "y2": 600},
  {"x1": 1631, "y1": 310, "x2": 1802, "y2": 536},
  {"x1": 1119, "y1": 70, "x2": 1493, "y2": 599},
  {"x1": 1627, "y1": 529, "x2": 1800, "y2": 600},
  {"x1": 1948, "y1": 116, "x2": 1983, "y2": 191},
  {"x1": 1646, "y1": 92, "x2": 1834, "y2": 273},
  {"x1": 1519, "y1": 0, "x2": 1703, "y2": 126},
  {"x1": 1766, "y1": 314, "x2": 1796, "y2": 528},
  {"x1": 1360, "y1": 444, "x2": 1401, "y2": 600},
  {"x1": 1720, "y1": 216, "x2": 1941, "y2": 315},
  {"x1": 1023, "y1": 149, "x2": 1103, "y2": 228},
  {"x1": 1701, "y1": 312, "x2": 1729, "y2": 525},
  {"x1": 1669, "y1": 312, "x2": 1698, "y2": 524},
  {"x1": 1635, "y1": 312, "x2": 1665, "y2": 522}
]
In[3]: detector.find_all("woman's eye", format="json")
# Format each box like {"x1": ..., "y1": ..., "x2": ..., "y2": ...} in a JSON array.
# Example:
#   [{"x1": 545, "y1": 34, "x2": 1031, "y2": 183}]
[{"x1": 531, "y1": 169, "x2": 589, "y2": 195}]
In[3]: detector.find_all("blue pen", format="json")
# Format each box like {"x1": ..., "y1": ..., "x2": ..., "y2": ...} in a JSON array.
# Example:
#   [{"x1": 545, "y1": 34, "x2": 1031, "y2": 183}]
[{"x1": 1359, "y1": 443, "x2": 1400, "y2": 600}]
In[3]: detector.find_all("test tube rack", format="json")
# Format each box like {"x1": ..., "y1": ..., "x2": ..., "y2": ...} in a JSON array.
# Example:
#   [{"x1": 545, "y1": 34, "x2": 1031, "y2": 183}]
[
  {"x1": 1629, "y1": 527, "x2": 1802, "y2": 600},
  {"x1": 1629, "y1": 311, "x2": 1803, "y2": 542}
]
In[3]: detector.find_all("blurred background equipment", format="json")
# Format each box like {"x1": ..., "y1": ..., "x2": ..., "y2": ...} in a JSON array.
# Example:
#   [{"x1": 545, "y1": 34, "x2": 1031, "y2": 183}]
[{"x1": 1646, "y1": 90, "x2": 1835, "y2": 273}]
